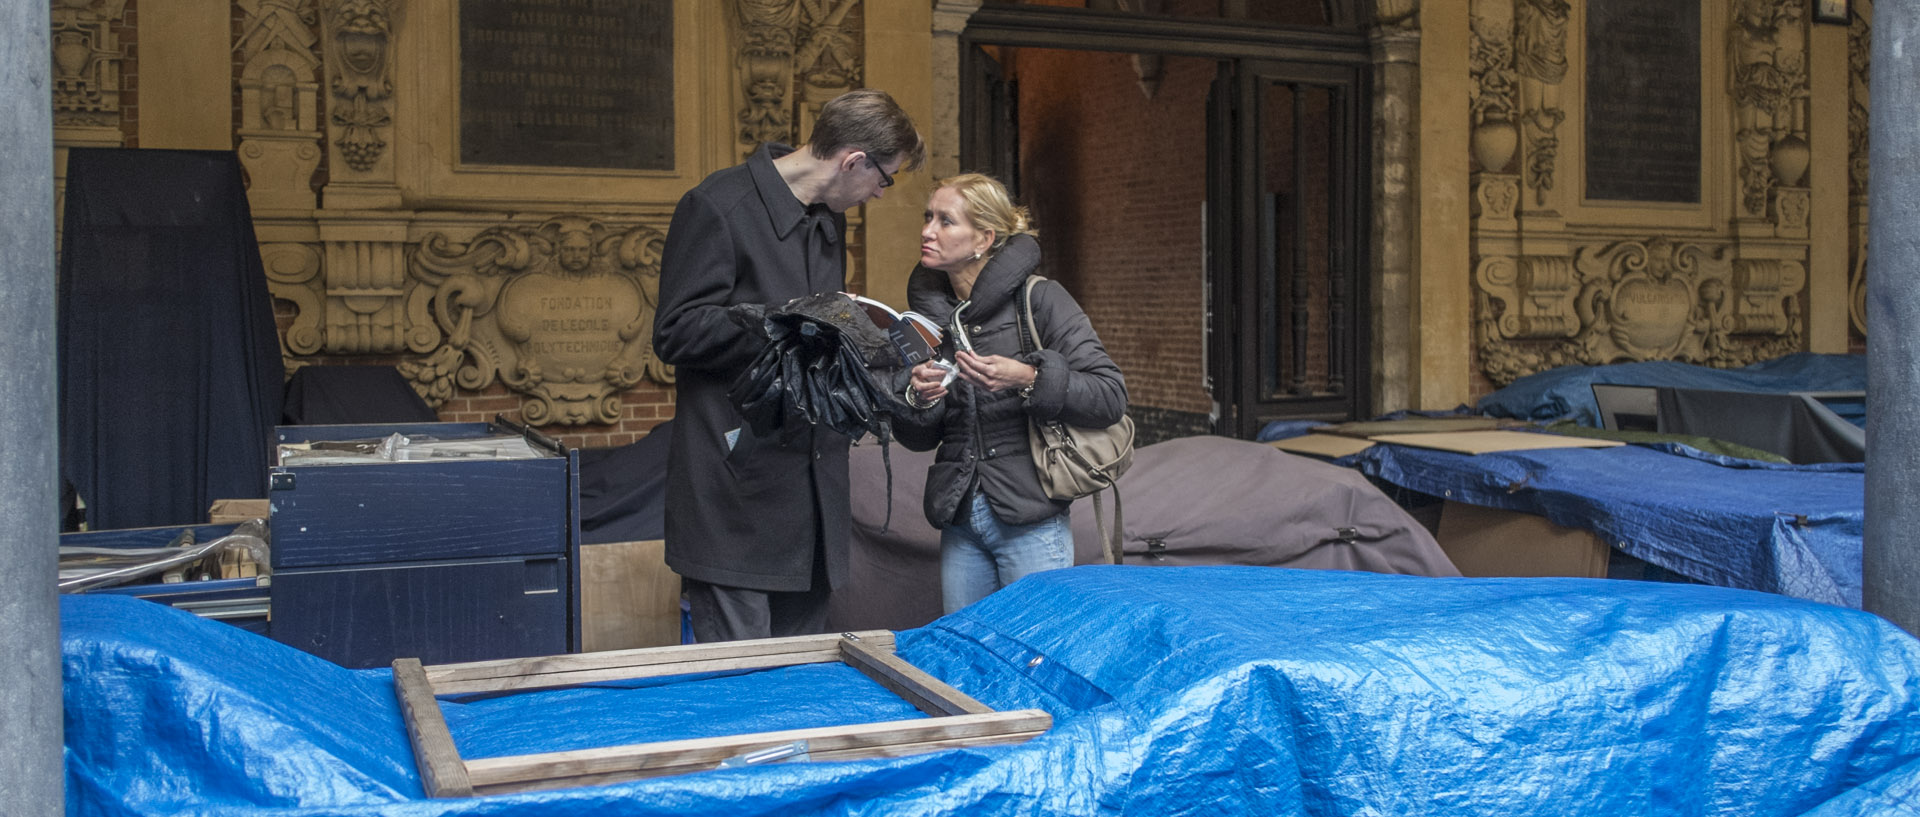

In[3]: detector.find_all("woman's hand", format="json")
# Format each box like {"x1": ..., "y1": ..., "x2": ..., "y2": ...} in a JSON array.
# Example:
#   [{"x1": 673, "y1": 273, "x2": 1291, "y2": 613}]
[
  {"x1": 908, "y1": 361, "x2": 951, "y2": 406},
  {"x1": 955, "y1": 350, "x2": 1037, "y2": 393}
]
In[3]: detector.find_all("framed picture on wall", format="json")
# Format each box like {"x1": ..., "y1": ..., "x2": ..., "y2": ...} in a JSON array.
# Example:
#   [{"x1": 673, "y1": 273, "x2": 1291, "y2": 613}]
[{"x1": 1814, "y1": 0, "x2": 1849, "y2": 24}]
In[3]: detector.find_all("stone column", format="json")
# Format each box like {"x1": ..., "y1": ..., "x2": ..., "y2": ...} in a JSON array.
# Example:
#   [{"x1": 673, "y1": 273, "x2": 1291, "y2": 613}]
[
  {"x1": 0, "y1": 0, "x2": 61, "y2": 811},
  {"x1": 1370, "y1": 18, "x2": 1419, "y2": 415},
  {"x1": 1865, "y1": 0, "x2": 1920, "y2": 635},
  {"x1": 930, "y1": 0, "x2": 983, "y2": 182}
]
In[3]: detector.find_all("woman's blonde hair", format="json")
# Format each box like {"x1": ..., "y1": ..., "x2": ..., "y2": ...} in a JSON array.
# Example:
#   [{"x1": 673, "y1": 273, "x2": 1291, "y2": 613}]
[{"x1": 937, "y1": 173, "x2": 1035, "y2": 252}]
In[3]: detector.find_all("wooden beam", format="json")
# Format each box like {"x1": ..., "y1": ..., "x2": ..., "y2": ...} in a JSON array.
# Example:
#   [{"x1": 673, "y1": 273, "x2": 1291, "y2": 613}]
[
  {"x1": 839, "y1": 637, "x2": 993, "y2": 717},
  {"x1": 462, "y1": 710, "x2": 1053, "y2": 794},
  {"x1": 391, "y1": 658, "x2": 474, "y2": 798},
  {"x1": 425, "y1": 630, "x2": 894, "y2": 694}
]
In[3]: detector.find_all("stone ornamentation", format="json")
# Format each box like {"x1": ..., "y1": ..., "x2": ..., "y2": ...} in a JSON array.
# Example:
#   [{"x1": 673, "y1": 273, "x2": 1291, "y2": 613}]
[
  {"x1": 1477, "y1": 238, "x2": 1805, "y2": 385},
  {"x1": 323, "y1": 0, "x2": 398, "y2": 173},
  {"x1": 238, "y1": 0, "x2": 324, "y2": 211},
  {"x1": 401, "y1": 218, "x2": 673, "y2": 424},
  {"x1": 1513, "y1": 0, "x2": 1568, "y2": 208},
  {"x1": 731, "y1": 0, "x2": 863, "y2": 159}
]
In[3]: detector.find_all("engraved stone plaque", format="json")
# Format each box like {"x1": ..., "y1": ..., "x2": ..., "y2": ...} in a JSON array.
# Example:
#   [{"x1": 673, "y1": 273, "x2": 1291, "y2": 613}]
[
  {"x1": 459, "y1": 0, "x2": 673, "y2": 170},
  {"x1": 1583, "y1": 0, "x2": 1700, "y2": 203}
]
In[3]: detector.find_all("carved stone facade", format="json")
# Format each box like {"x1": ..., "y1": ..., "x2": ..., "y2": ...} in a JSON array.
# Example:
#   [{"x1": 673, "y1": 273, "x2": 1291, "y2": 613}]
[
  {"x1": 50, "y1": 2, "x2": 865, "y2": 430},
  {"x1": 1468, "y1": 0, "x2": 1842, "y2": 387}
]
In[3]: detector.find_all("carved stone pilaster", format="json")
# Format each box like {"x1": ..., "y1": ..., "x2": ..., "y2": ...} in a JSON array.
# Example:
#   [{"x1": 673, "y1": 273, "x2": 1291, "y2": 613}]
[
  {"x1": 321, "y1": 0, "x2": 402, "y2": 208},
  {"x1": 793, "y1": 0, "x2": 863, "y2": 132},
  {"x1": 1513, "y1": 0, "x2": 1568, "y2": 211},
  {"x1": 1468, "y1": 0, "x2": 1516, "y2": 174},
  {"x1": 402, "y1": 217, "x2": 672, "y2": 424},
  {"x1": 1848, "y1": 6, "x2": 1871, "y2": 336},
  {"x1": 731, "y1": 0, "x2": 864, "y2": 161},
  {"x1": 1476, "y1": 237, "x2": 1806, "y2": 384},
  {"x1": 238, "y1": 0, "x2": 324, "y2": 212},
  {"x1": 1729, "y1": 0, "x2": 1811, "y2": 227},
  {"x1": 733, "y1": 0, "x2": 797, "y2": 155}
]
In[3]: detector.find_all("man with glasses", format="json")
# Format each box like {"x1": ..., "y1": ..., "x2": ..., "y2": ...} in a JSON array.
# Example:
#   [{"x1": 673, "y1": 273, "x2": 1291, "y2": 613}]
[{"x1": 653, "y1": 88, "x2": 925, "y2": 643}]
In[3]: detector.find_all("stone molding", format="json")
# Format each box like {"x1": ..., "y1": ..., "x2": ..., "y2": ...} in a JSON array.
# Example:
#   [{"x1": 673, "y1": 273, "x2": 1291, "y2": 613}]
[{"x1": 1476, "y1": 237, "x2": 1805, "y2": 385}]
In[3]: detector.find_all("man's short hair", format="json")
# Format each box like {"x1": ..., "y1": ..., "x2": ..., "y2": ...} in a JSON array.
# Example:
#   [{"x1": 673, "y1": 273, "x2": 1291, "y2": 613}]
[{"x1": 807, "y1": 88, "x2": 926, "y2": 173}]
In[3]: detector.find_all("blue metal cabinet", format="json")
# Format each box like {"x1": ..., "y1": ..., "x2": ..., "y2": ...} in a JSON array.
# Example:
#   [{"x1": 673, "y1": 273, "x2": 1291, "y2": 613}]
[{"x1": 269, "y1": 422, "x2": 581, "y2": 669}]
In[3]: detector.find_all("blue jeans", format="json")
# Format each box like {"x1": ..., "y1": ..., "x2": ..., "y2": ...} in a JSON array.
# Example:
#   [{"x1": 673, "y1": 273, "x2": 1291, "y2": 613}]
[{"x1": 941, "y1": 492, "x2": 1072, "y2": 614}]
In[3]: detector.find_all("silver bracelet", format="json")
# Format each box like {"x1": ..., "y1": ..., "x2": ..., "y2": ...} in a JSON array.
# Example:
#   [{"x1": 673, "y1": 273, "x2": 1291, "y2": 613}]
[{"x1": 904, "y1": 383, "x2": 939, "y2": 409}]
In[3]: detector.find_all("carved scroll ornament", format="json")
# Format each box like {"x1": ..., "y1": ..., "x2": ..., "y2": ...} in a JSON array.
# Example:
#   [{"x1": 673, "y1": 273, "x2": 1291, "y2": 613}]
[
  {"x1": 1477, "y1": 238, "x2": 1805, "y2": 385},
  {"x1": 401, "y1": 217, "x2": 674, "y2": 425}
]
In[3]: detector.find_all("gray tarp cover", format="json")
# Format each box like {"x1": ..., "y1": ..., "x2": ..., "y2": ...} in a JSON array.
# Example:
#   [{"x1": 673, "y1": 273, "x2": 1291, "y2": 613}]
[{"x1": 833, "y1": 435, "x2": 1458, "y2": 631}]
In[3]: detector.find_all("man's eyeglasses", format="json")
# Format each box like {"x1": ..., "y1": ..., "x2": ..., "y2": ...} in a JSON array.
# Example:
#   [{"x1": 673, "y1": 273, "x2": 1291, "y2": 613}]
[{"x1": 864, "y1": 153, "x2": 895, "y2": 189}]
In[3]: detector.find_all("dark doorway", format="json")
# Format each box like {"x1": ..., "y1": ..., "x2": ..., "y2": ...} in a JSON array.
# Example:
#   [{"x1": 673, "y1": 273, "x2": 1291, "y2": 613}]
[{"x1": 961, "y1": 3, "x2": 1370, "y2": 442}]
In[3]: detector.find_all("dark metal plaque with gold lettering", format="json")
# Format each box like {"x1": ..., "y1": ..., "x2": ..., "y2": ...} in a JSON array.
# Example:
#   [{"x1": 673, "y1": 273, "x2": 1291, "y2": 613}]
[
  {"x1": 1584, "y1": 0, "x2": 1700, "y2": 203},
  {"x1": 459, "y1": 0, "x2": 673, "y2": 170}
]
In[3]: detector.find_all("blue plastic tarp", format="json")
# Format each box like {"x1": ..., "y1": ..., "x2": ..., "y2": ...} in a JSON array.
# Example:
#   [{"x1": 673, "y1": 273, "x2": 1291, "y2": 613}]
[
  {"x1": 1476, "y1": 353, "x2": 1868, "y2": 426},
  {"x1": 1341, "y1": 440, "x2": 1864, "y2": 607},
  {"x1": 64, "y1": 564, "x2": 1920, "y2": 816}
]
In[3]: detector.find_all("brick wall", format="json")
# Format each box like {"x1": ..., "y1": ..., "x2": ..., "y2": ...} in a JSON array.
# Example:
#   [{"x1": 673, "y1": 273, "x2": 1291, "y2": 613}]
[{"x1": 1013, "y1": 47, "x2": 1215, "y2": 417}]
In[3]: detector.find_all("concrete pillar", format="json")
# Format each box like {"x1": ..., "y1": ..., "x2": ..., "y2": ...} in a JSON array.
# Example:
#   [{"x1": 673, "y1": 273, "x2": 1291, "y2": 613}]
[
  {"x1": 1865, "y1": 1, "x2": 1920, "y2": 635},
  {"x1": 0, "y1": 0, "x2": 63, "y2": 812}
]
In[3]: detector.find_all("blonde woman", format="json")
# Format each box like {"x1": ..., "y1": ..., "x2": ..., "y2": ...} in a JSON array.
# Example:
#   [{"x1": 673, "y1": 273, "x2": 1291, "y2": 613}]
[{"x1": 896, "y1": 174, "x2": 1127, "y2": 614}]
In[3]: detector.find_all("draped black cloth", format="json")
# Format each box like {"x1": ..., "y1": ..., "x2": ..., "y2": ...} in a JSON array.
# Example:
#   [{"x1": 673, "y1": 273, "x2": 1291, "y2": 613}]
[
  {"x1": 282, "y1": 365, "x2": 438, "y2": 426},
  {"x1": 576, "y1": 420, "x2": 673, "y2": 545},
  {"x1": 59, "y1": 149, "x2": 283, "y2": 530}
]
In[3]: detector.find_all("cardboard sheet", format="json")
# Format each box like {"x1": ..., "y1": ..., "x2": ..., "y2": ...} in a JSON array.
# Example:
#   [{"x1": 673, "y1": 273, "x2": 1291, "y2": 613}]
[
  {"x1": 1268, "y1": 434, "x2": 1377, "y2": 458},
  {"x1": 1368, "y1": 429, "x2": 1625, "y2": 454}
]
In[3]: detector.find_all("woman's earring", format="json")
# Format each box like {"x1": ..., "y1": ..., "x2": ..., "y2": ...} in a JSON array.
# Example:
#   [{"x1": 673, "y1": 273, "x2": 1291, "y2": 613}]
[{"x1": 970, "y1": 250, "x2": 982, "y2": 261}]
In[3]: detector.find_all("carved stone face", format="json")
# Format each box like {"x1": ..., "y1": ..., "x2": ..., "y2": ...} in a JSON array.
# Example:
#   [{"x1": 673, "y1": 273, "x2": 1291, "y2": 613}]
[{"x1": 557, "y1": 232, "x2": 593, "y2": 274}]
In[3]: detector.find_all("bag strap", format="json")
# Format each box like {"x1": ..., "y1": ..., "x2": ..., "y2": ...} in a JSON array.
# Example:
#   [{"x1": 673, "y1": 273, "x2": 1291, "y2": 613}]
[
  {"x1": 1015, "y1": 274, "x2": 1044, "y2": 354},
  {"x1": 1017, "y1": 275, "x2": 1126, "y2": 565}
]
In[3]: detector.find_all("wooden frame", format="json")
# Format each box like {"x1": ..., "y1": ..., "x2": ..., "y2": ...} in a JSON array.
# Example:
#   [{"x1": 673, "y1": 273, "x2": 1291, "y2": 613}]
[{"x1": 393, "y1": 630, "x2": 1052, "y2": 797}]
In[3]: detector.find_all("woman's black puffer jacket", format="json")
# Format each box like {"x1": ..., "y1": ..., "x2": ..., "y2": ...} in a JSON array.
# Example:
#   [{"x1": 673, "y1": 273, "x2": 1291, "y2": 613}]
[{"x1": 893, "y1": 234, "x2": 1127, "y2": 528}]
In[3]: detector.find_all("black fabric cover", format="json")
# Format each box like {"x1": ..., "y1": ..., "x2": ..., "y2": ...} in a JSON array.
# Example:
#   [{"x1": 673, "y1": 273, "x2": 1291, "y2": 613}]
[
  {"x1": 281, "y1": 365, "x2": 439, "y2": 426},
  {"x1": 59, "y1": 149, "x2": 284, "y2": 530},
  {"x1": 576, "y1": 420, "x2": 673, "y2": 544},
  {"x1": 1656, "y1": 387, "x2": 1866, "y2": 464}
]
